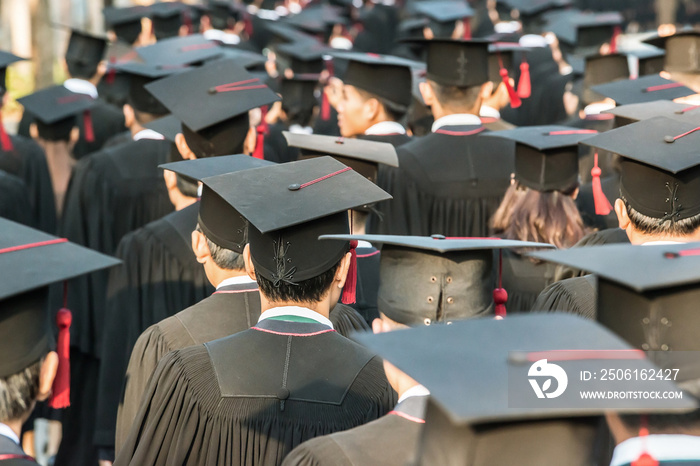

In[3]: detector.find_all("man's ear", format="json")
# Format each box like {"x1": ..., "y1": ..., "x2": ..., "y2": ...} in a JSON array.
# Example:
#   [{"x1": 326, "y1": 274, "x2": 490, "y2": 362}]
[
  {"x1": 69, "y1": 126, "x2": 80, "y2": 146},
  {"x1": 36, "y1": 351, "x2": 59, "y2": 402},
  {"x1": 363, "y1": 97, "x2": 381, "y2": 122},
  {"x1": 614, "y1": 198, "x2": 630, "y2": 230},
  {"x1": 419, "y1": 81, "x2": 435, "y2": 107},
  {"x1": 163, "y1": 170, "x2": 178, "y2": 192},
  {"x1": 29, "y1": 123, "x2": 39, "y2": 140},
  {"x1": 479, "y1": 81, "x2": 495, "y2": 101},
  {"x1": 334, "y1": 251, "x2": 352, "y2": 290},
  {"x1": 123, "y1": 103, "x2": 135, "y2": 129},
  {"x1": 243, "y1": 126, "x2": 257, "y2": 156},
  {"x1": 175, "y1": 133, "x2": 196, "y2": 160},
  {"x1": 243, "y1": 243, "x2": 257, "y2": 281},
  {"x1": 191, "y1": 229, "x2": 211, "y2": 264}
]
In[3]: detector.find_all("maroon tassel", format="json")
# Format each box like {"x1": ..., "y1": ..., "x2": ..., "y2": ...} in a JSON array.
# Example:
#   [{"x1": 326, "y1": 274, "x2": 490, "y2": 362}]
[
  {"x1": 591, "y1": 153, "x2": 612, "y2": 215},
  {"x1": 49, "y1": 283, "x2": 71, "y2": 409},
  {"x1": 610, "y1": 26, "x2": 621, "y2": 54},
  {"x1": 252, "y1": 106, "x2": 268, "y2": 160},
  {"x1": 321, "y1": 91, "x2": 331, "y2": 121},
  {"x1": 631, "y1": 417, "x2": 659, "y2": 466},
  {"x1": 517, "y1": 56, "x2": 531, "y2": 99},
  {"x1": 106, "y1": 57, "x2": 116, "y2": 85},
  {"x1": 500, "y1": 62, "x2": 521, "y2": 108},
  {"x1": 341, "y1": 240, "x2": 358, "y2": 305},
  {"x1": 493, "y1": 250, "x2": 507, "y2": 317},
  {"x1": 83, "y1": 110, "x2": 94, "y2": 143},
  {"x1": 0, "y1": 109, "x2": 13, "y2": 152},
  {"x1": 462, "y1": 18, "x2": 471, "y2": 39}
]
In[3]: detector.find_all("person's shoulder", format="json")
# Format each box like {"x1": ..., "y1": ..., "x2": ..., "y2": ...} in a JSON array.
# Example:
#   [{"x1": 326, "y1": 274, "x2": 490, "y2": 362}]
[
  {"x1": 282, "y1": 434, "x2": 352, "y2": 466},
  {"x1": 533, "y1": 275, "x2": 597, "y2": 319}
]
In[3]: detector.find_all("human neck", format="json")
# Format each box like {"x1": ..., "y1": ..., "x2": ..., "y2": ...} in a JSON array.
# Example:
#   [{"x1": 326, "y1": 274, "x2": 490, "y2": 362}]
[
  {"x1": 2, "y1": 418, "x2": 22, "y2": 440},
  {"x1": 212, "y1": 268, "x2": 249, "y2": 288},
  {"x1": 431, "y1": 105, "x2": 479, "y2": 121},
  {"x1": 626, "y1": 228, "x2": 700, "y2": 245},
  {"x1": 170, "y1": 192, "x2": 196, "y2": 211},
  {"x1": 259, "y1": 294, "x2": 332, "y2": 320},
  {"x1": 129, "y1": 120, "x2": 146, "y2": 136}
]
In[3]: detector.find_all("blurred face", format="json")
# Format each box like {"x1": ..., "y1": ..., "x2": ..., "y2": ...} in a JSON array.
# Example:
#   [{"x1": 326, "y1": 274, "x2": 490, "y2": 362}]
[{"x1": 337, "y1": 84, "x2": 371, "y2": 137}]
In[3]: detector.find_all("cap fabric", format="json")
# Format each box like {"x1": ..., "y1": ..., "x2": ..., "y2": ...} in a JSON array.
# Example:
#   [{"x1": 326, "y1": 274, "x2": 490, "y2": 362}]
[
  {"x1": 580, "y1": 116, "x2": 700, "y2": 221},
  {"x1": 110, "y1": 61, "x2": 187, "y2": 114},
  {"x1": 414, "y1": 0, "x2": 474, "y2": 24},
  {"x1": 280, "y1": 77, "x2": 318, "y2": 116},
  {"x1": 322, "y1": 235, "x2": 554, "y2": 325},
  {"x1": 103, "y1": 6, "x2": 148, "y2": 44},
  {"x1": 604, "y1": 100, "x2": 700, "y2": 128},
  {"x1": 333, "y1": 52, "x2": 414, "y2": 108},
  {"x1": 482, "y1": 125, "x2": 596, "y2": 191},
  {"x1": 624, "y1": 46, "x2": 666, "y2": 76},
  {"x1": 144, "y1": 114, "x2": 181, "y2": 142},
  {"x1": 149, "y1": 2, "x2": 188, "y2": 40},
  {"x1": 498, "y1": 0, "x2": 573, "y2": 16},
  {"x1": 275, "y1": 39, "x2": 328, "y2": 75},
  {"x1": 591, "y1": 74, "x2": 696, "y2": 105},
  {"x1": 0, "y1": 51, "x2": 26, "y2": 95},
  {"x1": 418, "y1": 39, "x2": 490, "y2": 87},
  {"x1": 547, "y1": 10, "x2": 623, "y2": 55},
  {"x1": 644, "y1": 30, "x2": 700, "y2": 74},
  {"x1": 201, "y1": 156, "x2": 391, "y2": 283},
  {"x1": 582, "y1": 53, "x2": 630, "y2": 105},
  {"x1": 160, "y1": 154, "x2": 274, "y2": 253},
  {"x1": 65, "y1": 29, "x2": 107, "y2": 78},
  {"x1": 136, "y1": 34, "x2": 224, "y2": 66},
  {"x1": 18, "y1": 85, "x2": 95, "y2": 140}
]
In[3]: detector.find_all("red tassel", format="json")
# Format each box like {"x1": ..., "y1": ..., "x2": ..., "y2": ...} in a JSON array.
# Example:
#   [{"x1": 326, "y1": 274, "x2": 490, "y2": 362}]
[
  {"x1": 462, "y1": 18, "x2": 471, "y2": 39},
  {"x1": 517, "y1": 58, "x2": 531, "y2": 99},
  {"x1": 631, "y1": 420, "x2": 659, "y2": 466},
  {"x1": 243, "y1": 13, "x2": 254, "y2": 37},
  {"x1": 591, "y1": 153, "x2": 612, "y2": 215},
  {"x1": 610, "y1": 26, "x2": 621, "y2": 54},
  {"x1": 341, "y1": 240, "x2": 358, "y2": 305},
  {"x1": 106, "y1": 57, "x2": 116, "y2": 85},
  {"x1": 500, "y1": 66, "x2": 521, "y2": 109},
  {"x1": 49, "y1": 307, "x2": 72, "y2": 409},
  {"x1": 321, "y1": 90, "x2": 331, "y2": 121},
  {"x1": 83, "y1": 110, "x2": 94, "y2": 143},
  {"x1": 183, "y1": 9, "x2": 193, "y2": 35},
  {"x1": 493, "y1": 250, "x2": 507, "y2": 317},
  {"x1": 253, "y1": 126, "x2": 265, "y2": 159},
  {"x1": 0, "y1": 109, "x2": 13, "y2": 152}
]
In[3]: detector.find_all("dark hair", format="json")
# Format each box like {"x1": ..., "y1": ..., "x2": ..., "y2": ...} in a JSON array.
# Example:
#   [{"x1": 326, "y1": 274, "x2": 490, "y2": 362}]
[
  {"x1": 196, "y1": 225, "x2": 245, "y2": 271},
  {"x1": 624, "y1": 198, "x2": 700, "y2": 237},
  {"x1": 427, "y1": 79, "x2": 482, "y2": 113},
  {"x1": 257, "y1": 259, "x2": 341, "y2": 304},
  {"x1": 492, "y1": 181, "x2": 587, "y2": 249},
  {"x1": 620, "y1": 409, "x2": 700, "y2": 434},
  {"x1": 36, "y1": 117, "x2": 76, "y2": 142},
  {"x1": 355, "y1": 88, "x2": 408, "y2": 123},
  {"x1": 66, "y1": 61, "x2": 98, "y2": 81},
  {"x1": 282, "y1": 104, "x2": 315, "y2": 128},
  {"x1": 0, "y1": 358, "x2": 43, "y2": 422}
]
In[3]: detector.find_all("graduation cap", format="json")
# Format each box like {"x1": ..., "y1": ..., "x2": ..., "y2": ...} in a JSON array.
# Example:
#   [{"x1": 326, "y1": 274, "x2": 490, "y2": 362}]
[
  {"x1": 103, "y1": 6, "x2": 149, "y2": 44},
  {"x1": 145, "y1": 59, "x2": 280, "y2": 158},
  {"x1": 413, "y1": 0, "x2": 474, "y2": 39},
  {"x1": 215, "y1": 48, "x2": 267, "y2": 70},
  {"x1": 275, "y1": 38, "x2": 328, "y2": 75},
  {"x1": 65, "y1": 29, "x2": 108, "y2": 79},
  {"x1": 498, "y1": 0, "x2": 573, "y2": 18},
  {"x1": 644, "y1": 30, "x2": 700, "y2": 74},
  {"x1": 201, "y1": 157, "x2": 391, "y2": 303},
  {"x1": 321, "y1": 235, "x2": 554, "y2": 324},
  {"x1": 18, "y1": 85, "x2": 95, "y2": 142},
  {"x1": 546, "y1": 10, "x2": 623, "y2": 56},
  {"x1": 160, "y1": 154, "x2": 274, "y2": 253},
  {"x1": 136, "y1": 34, "x2": 224, "y2": 67},
  {"x1": 0, "y1": 51, "x2": 26, "y2": 95},
  {"x1": 414, "y1": 39, "x2": 490, "y2": 88},
  {"x1": 604, "y1": 100, "x2": 700, "y2": 128},
  {"x1": 110, "y1": 61, "x2": 188, "y2": 115},
  {"x1": 0, "y1": 218, "x2": 120, "y2": 408},
  {"x1": 331, "y1": 52, "x2": 417, "y2": 108},
  {"x1": 280, "y1": 76, "x2": 318, "y2": 117},
  {"x1": 580, "y1": 116, "x2": 700, "y2": 222},
  {"x1": 482, "y1": 125, "x2": 596, "y2": 192},
  {"x1": 489, "y1": 42, "x2": 532, "y2": 107},
  {"x1": 623, "y1": 46, "x2": 666, "y2": 77},
  {"x1": 284, "y1": 132, "x2": 398, "y2": 183},
  {"x1": 149, "y1": 2, "x2": 188, "y2": 40},
  {"x1": 144, "y1": 114, "x2": 181, "y2": 142},
  {"x1": 282, "y1": 4, "x2": 348, "y2": 36},
  {"x1": 591, "y1": 75, "x2": 696, "y2": 106},
  {"x1": 581, "y1": 53, "x2": 630, "y2": 105}
]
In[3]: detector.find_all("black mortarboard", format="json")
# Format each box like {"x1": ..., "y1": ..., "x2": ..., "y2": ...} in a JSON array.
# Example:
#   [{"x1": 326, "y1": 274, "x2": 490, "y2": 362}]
[
  {"x1": 414, "y1": 0, "x2": 473, "y2": 38},
  {"x1": 145, "y1": 114, "x2": 181, "y2": 142},
  {"x1": 216, "y1": 48, "x2": 267, "y2": 70},
  {"x1": 416, "y1": 39, "x2": 490, "y2": 87},
  {"x1": 488, "y1": 42, "x2": 517, "y2": 84},
  {"x1": 321, "y1": 235, "x2": 553, "y2": 325},
  {"x1": 604, "y1": 100, "x2": 700, "y2": 128},
  {"x1": 0, "y1": 51, "x2": 26, "y2": 95},
  {"x1": 283, "y1": 4, "x2": 348, "y2": 36},
  {"x1": 65, "y1": 29, "x2": 107, "y2": 79},
  {"x1": 149, "y1": 2, "x2": 188, "y2": 40},
  {"x1": 145, "y1": 59, "x2": 280, "y2": 157},
  {"x1": 275, "y1": 39, "x2": 328, "y2": 75},
  {"x1": 582, "y1": 53, "x2": 630, "y2": 105},
  {"x1": 498, "y1": 0, "x2": 573, "y2": 17},
  {"x1": 103, "y1": 6, "x2": 148, "y2": 44},
  {"x1": 284, "y1": 132, "x2": 398, "y2": 183},
  {"x1": 644, "y1": 30, "x2": 700, "y2": 74},
  {"x1": 546, "y1": 10, "x2": 623, "y2": 55},
  {"x1": 18, "y1": 85, "x2": 95, "y2": 141},
  {"x1": 591, "y1": 75, "x2": 696, "y2": 106},
  {"x1": 624, "y1": 46, "x2": 666, "y2": 77},
  {"x1": 110, "y1": 61, "x2": 187, "y2": 114},
  {"x1": 0, "y1": 218, "x2": 120, "y2": 378},
  {"x1": 202, "y1": 157, "x2": 391, "y2": 283},
  {"x1": 136, "y1": 35, "x2": 224, "y2": 66},
  {"x1": 580, "y1": 116, "x2": 700, "y2": 221},
  {"x1": 482, "y1": 125, "x2": 596, "y2": 191},
  {"x1": 160, "y1": 154, "x2": 274, "y2": 253},
  {"x1": 333, "y1": 52, "x2": 416, "y2": 108},
  {"x1": 280, "y1": 76, "x2": 318, "y2": 115}
]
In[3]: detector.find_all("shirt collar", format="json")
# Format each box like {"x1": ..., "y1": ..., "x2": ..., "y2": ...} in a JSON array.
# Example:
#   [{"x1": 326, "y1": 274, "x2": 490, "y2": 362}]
[
  {"x1": 0, "y1": 423, "x2": 19, "y2": 445},
  {"x1": 479, "y1": 105, "x2": 501, "y2": 119},
  {"x1": 431, "y1": 113, "x2": 482, "y2": 132},
  {"x1": 398, "y1": 384, "x2": 431, "y2": 404},
  {"x1": 356, "y1": 240, "x2": 373, "y2": 249},
  {"x1": 641, "y1": 241, "x2": 684, "y2": 246},
  {"x1": 289, "y1": 124, "x2": 314, "y2": 135},
  {"x1": 610, "y1": 434, "x2": 700, "y2": 465},
  {"x1": 217, "y1": 275, "x2": 256, "y2": 289},
  {"x1": 133, "y1": 129, "x2": 165, "y2": 141},
  {"x1": 202, "y1": 29, "x2": 241, "y2": 45},
  {"x1": 258, "y1": 306, "x2": 334, "y2": 329},
  {"x1": 365, "y1": 121, "x2": 406, "y2": 136},
  {"x1": 63, "y1": 78, "x2": 98, "y2": 99}
]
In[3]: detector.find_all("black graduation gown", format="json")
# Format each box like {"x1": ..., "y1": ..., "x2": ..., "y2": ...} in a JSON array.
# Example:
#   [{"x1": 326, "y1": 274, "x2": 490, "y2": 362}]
[
  {"x1": 532, "y1": 275, "x2": 598, "y2": 319},
  {"x1": 553, "y1": 228, "x2": 630, "y2": 281},
  {"x1": 264, "y1": 122, "x2": 299, "y2": 163},
  {"x1": 0, "y1": 170, "x2": 34, "y2": 228},
  {"x1": 577, "y1": 174, "x2": 620, "y2": 231},
  {"x1": 0, "y1": 435, "x2": 37, "y2": 466},
  {"x1": 282, "y1": 395, "x2": 427, "y2": 466},
  {"x1": 501, "y1": 250, "x2": 557, "y2": 313},
  {"x1": 0, "y1": 135, "x2": 56, "y2": 232},
  {"x1": 351, "y1": 244, "x2": 380, "y2": 325},
  {"x1": 369, "y1": 124, "x2": 514, "y2": 236},
  {"x1": 114, "y1": 318, "x2": 396, "y2": 466},
  {"x1": 94, "y1": 203, "x2": 213, "y2": 459}
]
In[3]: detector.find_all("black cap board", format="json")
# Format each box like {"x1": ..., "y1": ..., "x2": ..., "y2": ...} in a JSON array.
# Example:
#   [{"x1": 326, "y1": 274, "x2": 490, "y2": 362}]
[
  {"x1": 582, "y1": 53, "x2": 630, "y2": 105},
  {"x1": 546, "y1": 10, "x2": 622, "y2": 55},
  {"x1": 622, "y1": 46, "x2": 666, "y2": 76},
  {"x1": 498, "y1": 0, "x2": 573, "y2": 16},
  {"x1": 149, "y1": 2, "x2": 188, "y2": 40},
  {"x1": 321, "y1": 235, "x2": 554, "y2": 325},
  {"x1": 110, "y1": 61, "x2": 187, "y2": 114},
  {"x1": 144, "y1": 114, "x2": 181, "y2": 142},
  {"x1": 415, "y1": 39, "x2": 490, "y2": 87},
  {"x1": 215, "y1": 48, "x2": 267, "y2": 70},
  {"x1": 644, "y1": 30, "x2": 700, "y2": 74},
  {"x1": 413, "y1": 0, "x2": 474, "y2": 23},
  {"x1": 482, "y1": 125, "x2": 596, "y2": 191},
  {"x1": 18, "y1": 86, "x2": 95, "y2": 140},
  {"x1": 136, "y1": 35, "x2": 224, "y2": 66},
  {"x1": 591, "y1": 75, "x2": 696, "y2": 106},
  {"x1": 0, "y1": 218, "x2": 120, "y2": 377},
  {"x1": 283, "y1": 4, "x2": 348, "y2": 35},
  {"x1": 65, "y1": 29, "x2": 107, "y2": 78},
  {"x1": 274, "y1": 39, "x2": 328, "y2": 75},
  {"x1": 580, "y1": 116, "x2": 700, "y2": 221},
  {"x1": 0, "y1": 51, "x2": 26, "y2": 95},
  {"x1": 604, "y1": 100, "x2": 700, "y2": 128},
  {"x1": 160, "y1": 154, "x2": 275, "y2": 253},
  {"x1": 103, "y1": 6, "x2": 148, "y2": 44},
  {"x1": 331, "y1": 51, "x2": 414, "y2": 108},
  {"x1": 201, "y1": 156, "x2": 391, "y2": 283}
]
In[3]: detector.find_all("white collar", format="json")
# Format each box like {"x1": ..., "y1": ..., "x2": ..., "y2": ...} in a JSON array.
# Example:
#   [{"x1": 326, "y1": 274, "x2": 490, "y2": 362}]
[
  {"x1": 398, "y1": 384, "x2": 431, "y2": 404},
  {"x1": 289, "y1": 124, "x2": 313, "y2": 135},
  {"x1": 64, "y1": 78, "x2": 98, "y2": 99},
  {"x1": 610, "y1": 434, "x2": 700, "y2": 465},
  {"x1": 584, "y1": 102, "x2": 616, "y2": 116},
  {"x1": 0, "y1": 423, "x2": 19, "y2": 445},
  {"x1": 202, "y1": 29, "x2": 241, "y2": 45},
  {"x1": 133, "y1": 129, "x2": 165, "y2": 141},
  {"x1": 356, "y1": 240, "x2": 373, "y2": 249},
  {"x1": 365, "y1": 121, "x2": 406, "y2": 136},
  {"x1": 479, "y1": 105, "x2": 501, "y2": 119},
  {"x1": 258, "y1": 306, "x2": 334, "y2": 329},
  {"x1": 431, "y1": 113, "x2": 482, "y2": 132},
  {"x1": 641, "y1": 241, "x2": 684, "y2": 246},
  {"x1": 217, "y1": 275, "x2": 256, "y2": 289}
]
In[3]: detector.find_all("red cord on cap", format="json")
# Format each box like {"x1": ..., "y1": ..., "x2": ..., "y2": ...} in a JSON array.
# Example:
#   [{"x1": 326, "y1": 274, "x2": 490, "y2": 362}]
[
  {"x1": 211, "y1": 78, "x2": 266, "y2": 93},
  {"x1": 462, "y1": 18, "x2": 471, "y2": 39},
  {"x1": 643, "y1": 82, "x2": 684, "y2": 93},
  {"x1": 517, "y1": 54, "x2": 531, "y2": 99},
  {"x1": 180, "y1": 42, "x2": 216, "y2": 52},
  {"x1": 0, "y1": 238, "x2": 67, "y2": 255},
  {"x1": 591, "y1": 152, "x2": 612, "y2": 215},
  {"x1": 545, "y1": 130, "x2": 597, "y2": 136},
  {"x1": 341, "y1": 240, "x2": 358, "y2": 304},
  {"x1": 83, "y1": 110, "x2": 94, "y2": 143},
  {"x1": 498, "y1": 53, "x2": 521, "y2": 109},
  {"x1": 493, "y1": 250, "x2": 507, "y2": 317},
  {"x1": 253, "y1": 105, "x2": 269, "y2": 160},
  {"x1": 0, "y1": 109, "x2": 13, "y2": 152},
  {"x1": 49, "y1": 282, "x2": 71, "y2": 409}
]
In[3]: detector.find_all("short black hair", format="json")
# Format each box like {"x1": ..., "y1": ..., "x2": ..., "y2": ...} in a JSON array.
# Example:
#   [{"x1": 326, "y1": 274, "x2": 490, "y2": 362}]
[
  {"x1": 0, "y1": 357, "x2": 43, "y2": 422},
  {"x1": 256, "y1": 259, "x2": 341, "y2": 303},
  {"x1": 427, "y1": 79, "x2": 482, "y2": 112},
  {"x1": 66, "y1": 60, "x2": 99, "y2": 81},
  {"x1": 624, "y1": 198, "x2": 700, "y2": 236},
  {"x1": 355, "y1": 88, "x2": 409, "y2": 123}
]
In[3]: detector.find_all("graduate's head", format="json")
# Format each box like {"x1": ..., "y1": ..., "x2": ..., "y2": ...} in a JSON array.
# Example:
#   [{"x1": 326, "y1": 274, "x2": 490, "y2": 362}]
[
  {"x1": 334, "y1": 53, "x2": 413, "y2": 137},
  {"x1": 64, "y1": 30, "x2": 107, "y2": 81},
  {"x1": 646, "y1": 31, "x2": 700, "y2": 92},
  {"x1": 20, "y1": 85, "x2": 92, "y2": 145},
  {"x1": 280, "y1": 77, "x2": 318, "y2": 128},
  {"x1": 0, "y1": 52, "x2": 25, "y2": 101},
  {"x1": 103, "y1": 6, "x2": 148, "y2": 46}
]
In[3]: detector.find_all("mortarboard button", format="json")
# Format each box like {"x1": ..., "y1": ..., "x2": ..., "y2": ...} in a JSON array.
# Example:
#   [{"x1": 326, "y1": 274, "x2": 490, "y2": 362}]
[
  {"x1": 432, "y1": 234, "x2": 446, "y2": 240},
  {"x1": 277, "y1": 387, "x2": 291, "y2": 400},
  {"x1": 664, "y1": 135, "x2": 675, "y2": 143},
  {"x1": 288, "y1": 183, "x2": 301, "y2": 191}
]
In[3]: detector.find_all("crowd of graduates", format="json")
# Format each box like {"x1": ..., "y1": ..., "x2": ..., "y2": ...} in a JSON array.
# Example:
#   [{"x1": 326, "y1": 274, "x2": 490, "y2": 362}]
[{"x1": 1, "y1": 0, "x2": 700, "y2": 465}]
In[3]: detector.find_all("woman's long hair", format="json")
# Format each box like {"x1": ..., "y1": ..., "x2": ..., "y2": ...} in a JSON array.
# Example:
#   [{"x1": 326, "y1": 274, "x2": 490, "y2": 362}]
[{"x1": 492, "y1": 181, "x2": 587, "y2": 249}]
